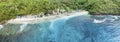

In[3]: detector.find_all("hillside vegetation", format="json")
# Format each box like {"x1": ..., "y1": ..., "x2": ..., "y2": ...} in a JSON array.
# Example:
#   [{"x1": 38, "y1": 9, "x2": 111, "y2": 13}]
[{"x1": 0, "y1": 0, "x2": 120, "y2": 24}]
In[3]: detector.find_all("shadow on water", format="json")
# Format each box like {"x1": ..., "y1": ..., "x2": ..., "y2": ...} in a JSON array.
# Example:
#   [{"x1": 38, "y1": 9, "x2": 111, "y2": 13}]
[{"x1": 1, "y1": 15, "x2": 120, "y2": 42}]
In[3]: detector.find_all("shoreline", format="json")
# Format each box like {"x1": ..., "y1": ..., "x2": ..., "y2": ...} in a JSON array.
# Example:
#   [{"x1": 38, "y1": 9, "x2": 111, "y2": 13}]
[{"x1": 7, "y1": 10, "x2": 89, "y2": 24}]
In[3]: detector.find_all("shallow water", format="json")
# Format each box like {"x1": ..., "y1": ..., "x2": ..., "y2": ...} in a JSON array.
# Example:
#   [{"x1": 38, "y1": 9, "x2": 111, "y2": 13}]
[{"x1": 0, "y1": 14, "x2": 120, "y2": 42}]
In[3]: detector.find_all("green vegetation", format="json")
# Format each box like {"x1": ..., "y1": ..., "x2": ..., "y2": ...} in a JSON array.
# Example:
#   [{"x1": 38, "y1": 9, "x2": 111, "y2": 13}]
[
  {"x1": 0, "y1": 0, "x2": 120, "y2": 24},
  {"x1": 87, "y1": 0, "x2": 120, "y2": 14}
]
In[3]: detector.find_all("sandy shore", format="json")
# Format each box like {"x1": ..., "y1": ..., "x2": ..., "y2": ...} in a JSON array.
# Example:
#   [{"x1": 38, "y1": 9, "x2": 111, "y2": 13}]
[{"x1": 7, "y1": 10, "x2": 88, "y2": 24}]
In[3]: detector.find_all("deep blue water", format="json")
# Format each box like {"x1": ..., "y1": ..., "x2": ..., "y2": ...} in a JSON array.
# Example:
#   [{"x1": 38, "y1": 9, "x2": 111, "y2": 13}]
[{"x1": 0, "y1": 14, "x2": 120, "y2": 42}]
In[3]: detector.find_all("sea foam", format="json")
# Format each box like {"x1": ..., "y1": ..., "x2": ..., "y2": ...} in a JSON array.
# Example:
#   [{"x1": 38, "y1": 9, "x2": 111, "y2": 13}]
[{"x1": 0, "y1": 25, "x2": 3, "y2": 30}]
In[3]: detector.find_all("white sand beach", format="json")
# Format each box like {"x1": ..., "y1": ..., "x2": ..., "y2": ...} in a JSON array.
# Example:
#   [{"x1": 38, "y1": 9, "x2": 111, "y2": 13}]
[{"x1": 7, "y1": 10, "x2": 89, "y2": 24}]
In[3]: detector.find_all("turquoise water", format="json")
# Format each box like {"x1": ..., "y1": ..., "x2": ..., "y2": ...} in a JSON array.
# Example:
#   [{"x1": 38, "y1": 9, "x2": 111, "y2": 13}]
[{"x1": 0, "y1": 14, "x2": 120, "y2": 42}]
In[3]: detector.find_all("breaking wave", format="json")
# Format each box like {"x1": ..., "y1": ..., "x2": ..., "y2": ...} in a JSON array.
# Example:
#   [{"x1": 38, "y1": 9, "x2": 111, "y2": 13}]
[
  {"x1": 18, "y1": 23, "x2": 28, "y2": 32},
  {"x1": 0, "y1": 25, "x2": 3, "y2": 30}
]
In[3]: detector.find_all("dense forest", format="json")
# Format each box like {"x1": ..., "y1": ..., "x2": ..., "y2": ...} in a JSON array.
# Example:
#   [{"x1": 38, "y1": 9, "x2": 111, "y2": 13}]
[{"x1": 0, "y1": 0, "x2": 120, "y2": 24}]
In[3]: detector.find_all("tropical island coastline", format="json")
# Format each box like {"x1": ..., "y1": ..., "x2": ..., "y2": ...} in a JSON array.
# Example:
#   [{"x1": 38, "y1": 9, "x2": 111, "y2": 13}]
[
  {"x1": 7, "y1": 10, "x2": 88, "y2": 24},
  {"x1": 0, "y1": 0, "x2": 120, "y2": 24},
  {"x1": 0, "y1": 0, "x2": 120, "y2": 42},
  {"x1": 0, "y1": 10, "x2": 89, "y2": 36}
]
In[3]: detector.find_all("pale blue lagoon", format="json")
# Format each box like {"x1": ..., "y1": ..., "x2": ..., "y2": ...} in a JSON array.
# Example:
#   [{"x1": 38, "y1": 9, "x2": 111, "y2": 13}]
[{"x1": 0, "y1": 14, "x2": 120, "y2": 42}]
